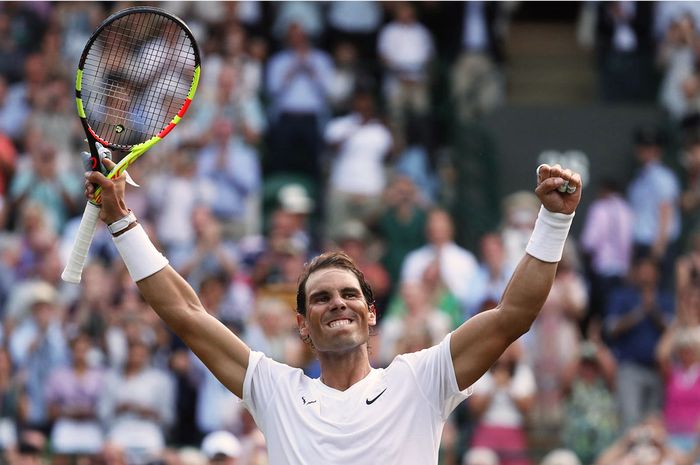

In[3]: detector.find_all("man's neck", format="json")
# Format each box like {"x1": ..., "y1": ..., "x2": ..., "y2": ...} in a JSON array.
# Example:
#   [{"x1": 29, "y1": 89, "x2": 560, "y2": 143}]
[{"x1": 318, "y1": 348, "x2": 372, "y2": 391}]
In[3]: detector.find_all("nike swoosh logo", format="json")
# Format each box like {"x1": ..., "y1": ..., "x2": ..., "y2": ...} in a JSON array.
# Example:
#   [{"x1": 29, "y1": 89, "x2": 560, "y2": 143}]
[{"x1": 366, "y1": 388, "x2": 387, "y2": 405}]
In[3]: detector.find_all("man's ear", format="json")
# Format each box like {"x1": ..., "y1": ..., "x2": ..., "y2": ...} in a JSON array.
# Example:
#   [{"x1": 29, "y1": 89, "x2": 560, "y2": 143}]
[
  {"x1": 368, "y1": 304, "x2": 377, "y2": 326},
  {"x1": 296, "y1": 313, "x2": 308, "y2": 337}
]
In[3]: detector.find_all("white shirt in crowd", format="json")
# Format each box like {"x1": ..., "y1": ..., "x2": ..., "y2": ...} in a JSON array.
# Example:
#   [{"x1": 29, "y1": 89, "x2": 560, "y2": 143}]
[
  {"x1": 471, "y1": 363, "x2": 536, "y2": 428},
  {"x1": 325, "y1": 114, "x2": 393, "y2": 196},
  {"x1": 378, "y1": 21, "x2": 434, "y2": 79},
  {"x1": 400, "y1": 243, "x2": 479, "y2": 308},
  {"x1": 242, "y1": 333, "x2": 470, "y2": 465}
]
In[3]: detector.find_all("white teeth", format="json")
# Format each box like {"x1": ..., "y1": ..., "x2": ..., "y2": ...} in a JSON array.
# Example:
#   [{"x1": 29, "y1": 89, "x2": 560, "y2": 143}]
[{"x1": 329, "y1": 319, "x2": 351, "y2": 328}]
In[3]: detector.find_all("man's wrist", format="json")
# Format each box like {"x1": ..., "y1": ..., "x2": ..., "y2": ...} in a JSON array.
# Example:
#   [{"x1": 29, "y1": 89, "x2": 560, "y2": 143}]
[{"x1": 108, "y1": 210, "x2": 137, "y2": 236}]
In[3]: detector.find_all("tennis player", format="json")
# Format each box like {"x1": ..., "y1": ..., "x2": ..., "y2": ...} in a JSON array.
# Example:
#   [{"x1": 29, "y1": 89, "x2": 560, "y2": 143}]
[{"x1": 85, "y1": 160, "x2": 581, "y2": 465}]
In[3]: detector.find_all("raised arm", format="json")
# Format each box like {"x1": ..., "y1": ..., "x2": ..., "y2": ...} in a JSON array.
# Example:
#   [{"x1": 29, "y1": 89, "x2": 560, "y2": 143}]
[
  {"x1": 86, "y1": 161, "x2": 250, "y2": 398},
  {"x1": 451, "y1": 164, "x2": 582, "y2": 390}
]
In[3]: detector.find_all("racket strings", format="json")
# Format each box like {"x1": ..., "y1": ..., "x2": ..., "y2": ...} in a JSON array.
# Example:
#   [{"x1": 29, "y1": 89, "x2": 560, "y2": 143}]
[{"x1": 81, "y1": 11, "x2": 196, "y2": 148}]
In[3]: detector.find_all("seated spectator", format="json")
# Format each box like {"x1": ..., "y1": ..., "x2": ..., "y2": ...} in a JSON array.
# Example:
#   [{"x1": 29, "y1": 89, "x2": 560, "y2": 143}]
[
  {"x1": 201, "y1": 431, "x2": 241, "y2": 465},
  {"x1": 400, "y1": 208, "x2": 478, "y2": 312},
  {"x1": 244, "y1": 297, "x2": 300, "y2": 366},
  {"x1": 195, "y1": 116, "x2": 261, "y2": 239},
  {"x1": 464, "y1": 233, "x2": 515, "y2": 319},
  {"x1": 0, "y1": 348, "x2": 22, "y2": 455},
  {"x1": 324, "y1": 89, "x2": 393, "y2": 238},
  {"x1": 468, "y1": 341, "x2": 535, "y2": 465},
  {"x1": 377, "y1": 2, "x2": 434, "y2": 143},
  {"x1": 539, "y1": 449, "x2": 581, "y2": 465},
  {"x1": 560, "y1": 339, "x2": 618, "y2": 464},
  {"x1": 656, "y1": 324, "x2": 700, "y2": 453},
  {"x1": 9, "y1": 282, "x2": 68, "y2": 432},
  {"x1": 9, "y1": 143, "x2": 81, "y2": 235},
  {"x1": 463, "y1": 447, "x2": 500, "y2": 465},
  {"x1": 527, "y1": 243, "x2": 587, "y2": 430},
  {"x1": 377, "y1": 175, "x2": 428, "y2": 289},
  {"x1": 45, "y1": 331, "x2": 105, "y2": 463},
  {"x1": 332, "y1": 220, "x2": 391, "y2": 311},
  {"x1": 605, "y1": 257, "x2": 674, "y2": 431},
  {"x1": 595, "y1": 415, "x2": 694, "y2": 465},
  {"x1": 378, "y1": 281, "x2": 451, "y2": 365},
  {"x1": 99, "y1": 334, "x2": 175, "y2": 465}
]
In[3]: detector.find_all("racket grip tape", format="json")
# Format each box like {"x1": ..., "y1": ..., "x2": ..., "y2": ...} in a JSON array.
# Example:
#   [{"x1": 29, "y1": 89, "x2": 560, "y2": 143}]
[{"x1": 61, "y1": 202, "x2": 101, "y2": 283}]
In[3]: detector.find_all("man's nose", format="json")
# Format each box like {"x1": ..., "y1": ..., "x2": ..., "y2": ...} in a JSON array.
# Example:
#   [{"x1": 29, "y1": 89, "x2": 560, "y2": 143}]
[{"x1": 329, "y1": 294, "x2": 346, "y2": 310}]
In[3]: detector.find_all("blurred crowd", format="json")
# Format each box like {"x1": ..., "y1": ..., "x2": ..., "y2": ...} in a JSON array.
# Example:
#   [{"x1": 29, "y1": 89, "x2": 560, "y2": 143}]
[{"x1": 4, "y1": 2, "x2": 700, "y2": 465}]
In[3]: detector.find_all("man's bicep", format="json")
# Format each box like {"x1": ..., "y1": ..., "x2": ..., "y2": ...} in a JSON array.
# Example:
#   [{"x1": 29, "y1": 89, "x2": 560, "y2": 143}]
[{"x1": 450, "y1": 309, "x2": 512, "y2": 391}]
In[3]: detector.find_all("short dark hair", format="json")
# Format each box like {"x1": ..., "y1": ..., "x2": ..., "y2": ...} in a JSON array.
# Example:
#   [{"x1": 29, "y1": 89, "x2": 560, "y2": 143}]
[{"x1": 296, "y1": 251, "x2": 374, "y2": 316}]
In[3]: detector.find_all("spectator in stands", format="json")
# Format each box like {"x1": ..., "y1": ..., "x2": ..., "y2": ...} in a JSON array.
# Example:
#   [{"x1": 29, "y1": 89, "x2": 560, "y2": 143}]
[
  {"x1": 377, "y1": 2, "x2": 434, "y2": 144},
  {"x1": 0, "y1": 347, "x2": 23, "y2": 455},
  {"x1": 527, "y1": 242, "x2": 587, "y2": 431},
  {"x1": 464, "y1": 233, "x2": 515, "y2": 319},
  {"x1": 244, "y1": 297, "x2": 300, "y2": 366},
  {"x1": 377, "y1": 175, "x2": 428, "y2": 289},
  {"x1": 657, "y1": 12, "x2": 700, "y2": 122},
  {"x1": 325, "y1": 1, "x2": 383, "y2": 63},
  {"x1": 265, "y1": 21, "x2": 334, "y2": 181},
  {"x1": 195, "y1": 116, "x2": 261, "y2": 239},
  {"x1": 400, "y1": 208, "x2": 479, "y2": 312},
  {"x1": 174, "y1": 206, "x2": 239, "y2": 294},
  {"x1": 679, "y1": 129, "x2": 700, "y2": 246},
  {"x1": 99, "y1": 334, "x2": 175, "y2": 465},
  {"x1": 8, "y1": 281, "x2": 68, "y2": 433},
  {"x1": 462, "y1": 447, "x2": 500, "y2": 465},
  {"x1": 595, "y1": 415, "x2": 697, "y2": 465},
  {"x1": 560, "y1": 339, "x2": 618, "y2": 464},
  {"x1": 580, "y1": 179, "x2": 634, "y2": 326},
  {"x1": 332, "y1": 220, "x2": 391, "y2": 311},
  {"x1": 378, "y1": 281, "x2": 451, "y2": 365},
  {"x1": 45, "y1": 331, "x2": 105, "y2": 463},
  {"x1": 627, "y1": 124, "x2": 681, "y2": 290},
  {"x1": 201, "y1": 430, "x2": 241, "y2": 465},
  {"x1": 656, "y1": 324, "x2": 700, "y2": 453},
  {"x1": 9, "y1": 142, "x2": 81, "y2": 235},
  {"x1": 605, "y1": 257, "x2": 674, "y2": 431},
  {"x1": 324, "y1": 88, "x2": 393, "y2": 238},
  {"x1": 468, "y1": 341, "x2": 535, "y2": 465},
  {"x1": 594, "y1": 1, "x2": 656, "y2": 102},
  {"x1": 451, "y1": 1, "x2": 508, "y2": 122}
]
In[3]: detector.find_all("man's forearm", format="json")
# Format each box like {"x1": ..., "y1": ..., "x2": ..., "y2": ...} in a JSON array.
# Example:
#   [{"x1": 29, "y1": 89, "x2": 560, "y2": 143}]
[{"x1": 498, "y1": 254, "x2": 557, "y2": 337}]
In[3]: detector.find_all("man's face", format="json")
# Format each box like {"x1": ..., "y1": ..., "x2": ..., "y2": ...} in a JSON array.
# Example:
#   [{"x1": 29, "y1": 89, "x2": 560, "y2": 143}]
[{"x1": 298, "y1": 268, "x2": 376, "y2": 353}]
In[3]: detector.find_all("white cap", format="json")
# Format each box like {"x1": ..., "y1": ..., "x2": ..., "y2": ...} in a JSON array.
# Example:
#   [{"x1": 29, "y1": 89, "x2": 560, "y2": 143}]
[
  {"x1": 540, "y1": 449, "x2": 582, "y2": 465},
  {"x1": 201, "y1": 431, "x2": 241, "y2": 460},
  {"x1": 278, "y1": 184, "x2": 314, "y2": 214},
  {"x1": 463, "y1": 447, "x2": 500, "y2": 465}
]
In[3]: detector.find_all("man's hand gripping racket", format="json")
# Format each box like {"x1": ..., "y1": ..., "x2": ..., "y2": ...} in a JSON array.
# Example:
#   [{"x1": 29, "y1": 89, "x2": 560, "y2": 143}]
[{"x1": 61, "y1": 6, "x2": 200, "y2": 283}]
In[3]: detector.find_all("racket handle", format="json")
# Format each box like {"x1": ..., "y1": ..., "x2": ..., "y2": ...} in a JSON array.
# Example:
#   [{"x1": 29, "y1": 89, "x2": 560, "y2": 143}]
[{"x1": 61, "y1": 202, "x2": 101, "y2": 283}]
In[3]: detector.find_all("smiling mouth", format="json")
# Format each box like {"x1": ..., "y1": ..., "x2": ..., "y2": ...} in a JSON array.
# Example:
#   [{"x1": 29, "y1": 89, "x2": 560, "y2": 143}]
[{"x1": 328, "y1": 319, "x2": 352, "y2": 328}]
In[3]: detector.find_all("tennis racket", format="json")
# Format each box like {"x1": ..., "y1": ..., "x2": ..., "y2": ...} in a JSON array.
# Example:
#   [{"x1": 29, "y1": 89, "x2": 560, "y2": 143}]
[{"x1": 61, "y1": 6, "x2": 201, "y2": 283}]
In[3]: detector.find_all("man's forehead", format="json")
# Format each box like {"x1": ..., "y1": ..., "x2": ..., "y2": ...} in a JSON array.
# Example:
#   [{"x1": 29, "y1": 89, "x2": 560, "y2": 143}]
[{"x1": 306, "y1": 267, "x2": 361, "y2": 292}]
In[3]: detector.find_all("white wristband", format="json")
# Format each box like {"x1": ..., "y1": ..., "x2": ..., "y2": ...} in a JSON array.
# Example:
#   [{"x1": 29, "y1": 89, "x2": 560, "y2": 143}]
[
  {"x1": 526, "y1": 206, "x2": 575, "y2": 263},
  {"x1": 112, "y1": 224, "x2": 169, "y2": 281}
]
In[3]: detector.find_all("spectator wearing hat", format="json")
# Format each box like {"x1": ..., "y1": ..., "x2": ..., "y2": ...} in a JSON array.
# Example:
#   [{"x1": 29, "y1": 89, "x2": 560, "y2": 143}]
[
  {"x1": 627, "y1": 124, "x2": 681, "y2": 290},
  {"x1": 201, "y1": 430, "x2": 241, "y2": 465},
  {"x1": 8, "y1": 281, "x2": 68, "y2": 433}
]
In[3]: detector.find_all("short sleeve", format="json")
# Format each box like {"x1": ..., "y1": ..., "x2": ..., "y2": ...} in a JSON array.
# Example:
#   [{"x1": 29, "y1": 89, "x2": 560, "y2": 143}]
[{"x1": 398, "y1": 333, "x2": 471, "y2": 420}]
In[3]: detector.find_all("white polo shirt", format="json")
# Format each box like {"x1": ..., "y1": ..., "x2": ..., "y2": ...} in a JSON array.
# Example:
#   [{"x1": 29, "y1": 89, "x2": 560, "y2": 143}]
[{"x1": 242, "y1": 333, "x2": 470, "y2": 465}]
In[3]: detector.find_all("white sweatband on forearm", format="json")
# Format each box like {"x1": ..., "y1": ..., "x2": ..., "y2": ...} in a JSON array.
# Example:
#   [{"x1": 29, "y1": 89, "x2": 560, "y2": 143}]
[
  {"x1": 525, "y1": 206, "x2": 575, "y2": 263},
  {"x1": 112, "y1": 224, "x2": 169, "y2": 281}
]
